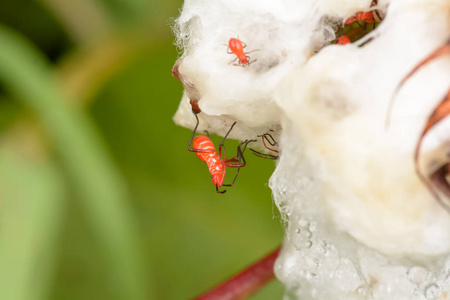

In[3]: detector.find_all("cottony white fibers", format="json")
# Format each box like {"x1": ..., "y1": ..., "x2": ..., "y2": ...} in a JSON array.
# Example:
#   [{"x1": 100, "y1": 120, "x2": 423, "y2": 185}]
[{"x1": 172, "y1": 0, "x2": 450, "y2": 299}]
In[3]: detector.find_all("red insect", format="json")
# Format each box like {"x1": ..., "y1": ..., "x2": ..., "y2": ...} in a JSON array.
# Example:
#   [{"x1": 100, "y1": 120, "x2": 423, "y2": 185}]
[
  {"x1": 337, "y1": 35, "x2": 351, "y2": 45},
  {"x1": 360, "y1": 11, "x2": 376, "y2": 23},
  {"x1": 188, "y1": 114, "x2": 253, "y2": 193},
  {"x1": 227, "y1": 37, "x2": 257, "y2": 66},
  {"x1": 345, "y1": 11, "x2": 376, "y2": 25}
]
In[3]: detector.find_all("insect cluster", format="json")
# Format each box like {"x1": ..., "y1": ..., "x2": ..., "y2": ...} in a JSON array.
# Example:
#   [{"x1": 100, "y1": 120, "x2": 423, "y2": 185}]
[
  {"x1": 335, "y1": 0, "x2": 383, "y2": 45},
  {"x1": 172, "y1": 0, "x2": 450, "y2": 298},
  {"x1": 185, "y1": 82, "x2": 279, "y2": 193},
  {"x1": 175, "y1": 1, "x2": 388, "y2": 194},
  {"x1": 173, "y1": 36, "x2": 280, "y2": 193}
]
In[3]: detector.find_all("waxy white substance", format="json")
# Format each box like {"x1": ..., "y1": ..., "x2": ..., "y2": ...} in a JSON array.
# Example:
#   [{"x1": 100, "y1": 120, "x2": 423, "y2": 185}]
[{"x1": 173, "y1": 0, "x2": 450, "y2": 298}]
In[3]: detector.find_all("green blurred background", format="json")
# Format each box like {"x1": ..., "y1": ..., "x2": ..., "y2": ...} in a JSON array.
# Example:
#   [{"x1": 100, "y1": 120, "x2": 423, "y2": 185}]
[{"x1": 0, "y1": 0, "x2": 283, "y2": 299}]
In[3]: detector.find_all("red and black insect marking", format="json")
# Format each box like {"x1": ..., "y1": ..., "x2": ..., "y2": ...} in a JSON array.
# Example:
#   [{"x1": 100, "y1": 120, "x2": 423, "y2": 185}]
[
  {"x1": 188, "y1": 113, "x2": 254, "y2": 193},
  {"x1": 227, "y1": 37, "x2": 258, "y2": 67},
  {"x1": 249, "y1": 131, "x2": 279, "y2": 160}
]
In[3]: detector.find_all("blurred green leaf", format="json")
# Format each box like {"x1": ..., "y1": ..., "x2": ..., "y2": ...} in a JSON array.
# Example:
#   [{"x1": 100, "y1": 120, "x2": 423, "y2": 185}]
[
  {"x1": 0, "y1": 139, "x2": 65, "y2": 300},
  {"x1": 0, "y1": 0, "x2": 72, "y2": 60},
  {"x1": 0, "y1": 25, "x2": 152, "y2": 300},
  {"x1": 0, "y1": 95, "x2": 21, "y2": 134},
  {"x1": 97, "y1": 0, "x2": 151, "y2": 25},
  {"x1": 90, "y1": 42, "x2": 284, "y2": 299}
]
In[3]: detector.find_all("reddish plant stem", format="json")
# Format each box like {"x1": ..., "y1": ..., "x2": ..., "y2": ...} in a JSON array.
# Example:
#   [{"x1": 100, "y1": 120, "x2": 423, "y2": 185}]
[{"x1": 195, "y1": 247, "x2": 281, "y2": 300}]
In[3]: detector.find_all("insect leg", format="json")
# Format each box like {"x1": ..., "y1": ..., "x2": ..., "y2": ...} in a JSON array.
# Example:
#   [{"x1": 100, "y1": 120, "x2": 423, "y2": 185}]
[
  {"x1": 249, "y1": 148, "x2": 278, "y2": 160},
  {"x1": 260, "y1": 132, "x2": 279, "y2": 150},
  {"x1": 225, "y1": 139, "x2": 252, "y2": 166},
  {"x1": 260, "y1": 133, "x2": 279, "y2": 153},
  {"x1": 245, "y1": 49, "x2": 259, "y2": 55},
  {"x1": 223, "y1": 140, "x2": 254, "y2": 187},
  {"x1": 218, "y1": 122, "x2": 237, "y2": 158},
  {"x1": 249, "y1": 131, "x2": 279, "y2": 159},
  {"x1": 216, "y1": 184, "x2": 226, "y2": 194},
  {"x1": 187, "y1": 114, "x2": 215, "y2": 154},
  {"x1": 228, "y1": 57, "x2": 238, "y2": 65}
]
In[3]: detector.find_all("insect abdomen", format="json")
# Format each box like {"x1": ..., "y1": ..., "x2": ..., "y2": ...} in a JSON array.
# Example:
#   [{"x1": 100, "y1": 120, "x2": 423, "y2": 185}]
[{"x1": 192, "y1": 136, "x2": 216, "y2": 162}]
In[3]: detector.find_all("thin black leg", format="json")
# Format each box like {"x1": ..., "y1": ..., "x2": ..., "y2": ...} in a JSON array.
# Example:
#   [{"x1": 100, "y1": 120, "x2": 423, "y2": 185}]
[{"x1": 187, "y1": 114, "x2": 214, "y2": 154}]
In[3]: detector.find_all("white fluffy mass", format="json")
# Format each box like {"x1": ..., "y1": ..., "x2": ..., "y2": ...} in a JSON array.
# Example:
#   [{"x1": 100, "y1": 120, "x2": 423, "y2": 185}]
[{"x1": 172, "y1": 0, "x2": 450, "y2": 299}]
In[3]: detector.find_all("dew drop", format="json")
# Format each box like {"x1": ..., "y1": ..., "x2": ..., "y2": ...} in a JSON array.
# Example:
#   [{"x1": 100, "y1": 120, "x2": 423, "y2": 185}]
[
  {"x1": 444, "y1": 259, "x2": 450, "y2": 274},
  {"x1": 313, "y1": 258, "x2": 321, "y2": 268},
  {"x1": 295, "y1": 227, "x2": 301, "y2": 234},
  {"x1": 299, "y1": 269, "x2": 310, "y2": 278},
  {"x1": 407, "y1": 267, "x2": 428, "y2": 284},
  {"x1": 444, "y1": 272, "x2": 450, "y2": 286},
  {"x1": 307, "y1": 272, "x2": 318, "y2": 281},
  {"x1": 356, "y1": 286, "x2": 369, "y2": 296},
  {"x1": 304, "y1": 241, "x2": 313, "y2": 248},
  {"x1": 304, "y1": 256, "x2": 321, "y2": 270},
  {"x1": 298, "y1": 219, "x2": 309, "y2": 228},
  {"x1": 317, "y1": 240, "x2": 329, "y2": 255},
  {"x1": 424, "y1": 283, "x2": 441, "y2": 300},
  {"x1": 309, "y1": 222, "x2": 317, "y2": 232},
  {"x1": 300, "y1": 230, "x2": 311, "y2": 239}
]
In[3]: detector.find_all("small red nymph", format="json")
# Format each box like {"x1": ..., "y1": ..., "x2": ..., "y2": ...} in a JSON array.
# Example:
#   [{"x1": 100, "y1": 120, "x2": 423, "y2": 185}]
[
  {"x1": 337, "y1": 36, "x2": 351, "y2": 45},
  {"x1": 345, "y1": 11, "x2": 375, "y2": 25},
  {"x1": 188, "y1": 113, "x2": 253, "y2": 193},
  {"x1": 360, "y1": 11, "x2": 376, "y2": 23},
  {"x1": 192, "y1": 135, "x2": 227, "y2": 188},
  {"x1": 227, "y1": 37, "x2": 257, "y2": 66}
]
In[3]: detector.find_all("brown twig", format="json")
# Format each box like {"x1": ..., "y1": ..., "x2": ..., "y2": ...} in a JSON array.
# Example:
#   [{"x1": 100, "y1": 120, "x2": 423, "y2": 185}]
[{"x1": 194, "y1": 247, "x2": 281, "y2": 300}]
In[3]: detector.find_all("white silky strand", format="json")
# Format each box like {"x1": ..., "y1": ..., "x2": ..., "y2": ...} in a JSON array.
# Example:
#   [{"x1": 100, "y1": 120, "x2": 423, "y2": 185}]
[{"x1": 172, "y1": 0, "x2": 450, "y2": 299}]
